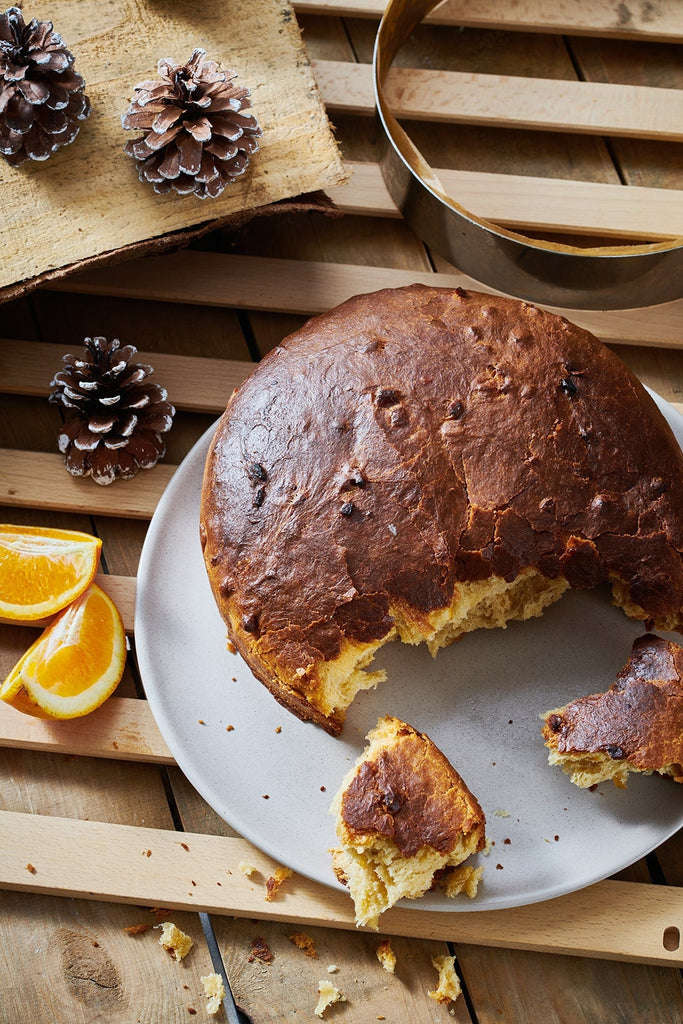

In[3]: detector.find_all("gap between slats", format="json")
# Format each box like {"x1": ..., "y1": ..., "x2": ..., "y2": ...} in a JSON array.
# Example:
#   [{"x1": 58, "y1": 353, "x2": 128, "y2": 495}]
[
  {"x1": 1, "y1": 809, "x2": 681, "y2": 965},
  {"x1": 42, "y1": 253, "x2": 683, "y2": 350},
  {"x1": 313, "y1": 60, "x2": 683, "y2": 141},
  {"x1": 294, "y1": 0, "x2": 683, "y2": 43}
]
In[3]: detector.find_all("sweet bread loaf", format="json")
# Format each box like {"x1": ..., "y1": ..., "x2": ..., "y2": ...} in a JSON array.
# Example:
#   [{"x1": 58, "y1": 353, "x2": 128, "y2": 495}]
[
  {"x1": 329, "y1": 716, "x2": 486, "y2": 929},
  {"x1": 200, "y1": 285, "x2": 683, "y2": 733},
  {"x1": 542, "y1": 633, "x2": 683, "y2": 788}
]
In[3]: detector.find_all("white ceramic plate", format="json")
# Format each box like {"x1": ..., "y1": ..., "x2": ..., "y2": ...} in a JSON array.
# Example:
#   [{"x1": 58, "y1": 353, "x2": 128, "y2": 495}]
[{"x1": 135, "y1": 390, "x2": 683, "y2": 912}]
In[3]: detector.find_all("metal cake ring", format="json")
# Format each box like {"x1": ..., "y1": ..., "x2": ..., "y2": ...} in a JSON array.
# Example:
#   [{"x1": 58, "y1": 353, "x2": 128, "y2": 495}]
[{"x1": 373, "y1": 0, "x2": 683, "y2": 310}]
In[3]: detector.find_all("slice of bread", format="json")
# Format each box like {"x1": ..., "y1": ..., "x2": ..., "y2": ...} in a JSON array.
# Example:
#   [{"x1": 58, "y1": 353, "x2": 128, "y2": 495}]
[
  {"x1": 542, "y1": 634, "x2": 683, "y2": 788},
  {"x1": 330, "y1": 716, "x2": 486, "y2": 929}
]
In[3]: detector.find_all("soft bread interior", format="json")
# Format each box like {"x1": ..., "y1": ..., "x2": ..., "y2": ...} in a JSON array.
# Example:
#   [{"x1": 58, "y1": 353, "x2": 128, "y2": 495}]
[
  {"x1": 546, "y1": 746, "x2": 680, "y2": 790},
  {"x1": 313, "y1": 568, "x2": 568, "y2": 721},
  {"x1": 331, "y1": 832, "x2": 480, "y2": 931}
]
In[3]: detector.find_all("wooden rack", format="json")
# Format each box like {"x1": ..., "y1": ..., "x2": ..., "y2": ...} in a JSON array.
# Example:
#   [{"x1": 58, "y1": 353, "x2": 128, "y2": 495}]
[{"x1": 1, "y1": 3, "x2": 682, "y2": 1021}]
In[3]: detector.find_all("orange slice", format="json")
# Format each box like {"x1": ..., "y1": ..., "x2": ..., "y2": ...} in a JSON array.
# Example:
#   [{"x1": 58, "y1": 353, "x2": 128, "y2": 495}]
[
  {"x1": 0, "y1": 524, "x2": 102, "y2": 621},
  {"x1": 0, "y1": 583, "x2": 126, "y2": 719}
]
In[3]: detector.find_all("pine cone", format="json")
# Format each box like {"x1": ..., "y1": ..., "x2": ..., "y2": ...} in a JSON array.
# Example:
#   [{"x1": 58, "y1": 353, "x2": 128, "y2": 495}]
[
  {"x1": 0, "y1": 6, "x2": 90, "y2": 166},
  {"x1": 49, "y1": 337, "x2": 175, "y2": 486},
  {"x1": 121, "y1": 47, "x2": 261, "y2": 199}
]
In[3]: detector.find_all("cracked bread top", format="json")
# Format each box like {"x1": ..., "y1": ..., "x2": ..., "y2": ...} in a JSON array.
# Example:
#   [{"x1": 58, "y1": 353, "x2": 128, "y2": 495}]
[{"x1": 200, "y1": 285, "x2": 683, "y2": 731}]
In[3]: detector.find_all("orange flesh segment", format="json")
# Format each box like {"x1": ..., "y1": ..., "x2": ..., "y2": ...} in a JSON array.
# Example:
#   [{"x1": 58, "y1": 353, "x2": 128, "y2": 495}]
[
  {"x1": 0, "y1": 583, "x2": 126, "y2": 719},
  {"x1": 0, "y1": 525, "x2": 102, "y2": 621}
]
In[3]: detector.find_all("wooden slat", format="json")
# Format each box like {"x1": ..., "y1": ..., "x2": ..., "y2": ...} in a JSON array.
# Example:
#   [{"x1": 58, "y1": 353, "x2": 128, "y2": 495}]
[
  {"x1": 1, "y1": 810, "x2": 681, "y2": 966},
  {"x1": 0, "y1": 697, "x2": 173, "y2": 763},
  {"x1": 45, "y1": 252, "x2": 683, "y2": 350},
  {"x1": 0, "y1": 574, "x2": 136, "y2": 633},
  {"x1": 314, "y1": 60, "x2": 683, "y2": 141},
  {"x1": 3, "y1": 335, "x2": 682, "y2": 424},
  {"x1": 0, "y1": 449, "x2": 172, "y2": 518},
  {"x1": 0, "y1": 340, "x2": 250, "y2": 412},
  {"x1": 96, "y1": 573, "x2": 136, "y2": 632},
  {"x1": 295, "y1": 0, "x2": 683, "y2": 42},
  {"x1": 331, "y1": 161, "x2": 683, "y2": 241}
]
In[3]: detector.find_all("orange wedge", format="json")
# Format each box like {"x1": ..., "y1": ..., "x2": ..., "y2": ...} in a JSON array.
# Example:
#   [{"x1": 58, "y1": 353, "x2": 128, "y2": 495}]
[
  {"x1": 0, "y1": 524, "x2": 102, "y2": 621},
  {"x1": 0, "y1": 583, "x2": 126, "y2": 719}
]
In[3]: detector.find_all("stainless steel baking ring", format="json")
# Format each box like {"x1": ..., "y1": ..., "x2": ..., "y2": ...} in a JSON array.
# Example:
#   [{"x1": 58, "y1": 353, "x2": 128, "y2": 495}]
[{"x1": 373, "y1": 0, "x2": 683, "y2": 309}]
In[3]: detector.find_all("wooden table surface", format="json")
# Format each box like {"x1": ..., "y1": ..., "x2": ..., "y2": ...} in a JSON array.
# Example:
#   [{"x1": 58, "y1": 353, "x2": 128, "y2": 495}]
[{"x1": 1, "y1": 4, "x2": 683, "y2": 1022}]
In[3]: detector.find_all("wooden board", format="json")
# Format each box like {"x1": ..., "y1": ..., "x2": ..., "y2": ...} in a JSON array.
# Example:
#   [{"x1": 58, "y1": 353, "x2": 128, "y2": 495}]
[
  {"x1": 2, "y1": 810, "x2": 682, "y2": 967},
  {"x1": 0, "y1": 0, "x2": 346, "y2": 299},
  {"x1": 296, "y1": 0, "x2": 683, "y2": 42}
]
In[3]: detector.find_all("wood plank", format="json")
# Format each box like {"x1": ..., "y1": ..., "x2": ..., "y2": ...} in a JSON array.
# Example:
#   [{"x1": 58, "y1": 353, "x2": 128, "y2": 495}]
[
  {"x1": 0, "y1": 573, "x2": 136, "y2": 633},
  {"x1": 0, "y1": 697, "x2": 173, "y2": 763},
  {"x1": 0, "y1": 340, "x2": 249, "y2": 413},
  {"x1": 0, "y1": 449, "x2": 173, "y2": 518},
  {"x1": 314, "y1": 60, "x2": 683, "y2": 140},
  {"x1": 44, "y1": 252, "x2": 683, "y2": 349},
  {"x1": 295, "y1": 0, "x2": 683, "y2": 42},
  {"x1": 0, "y1": 0, "x2": 346, "y2": 296},
  {"x1": 3, "y1": 337, "x2": 681, "y2": 427},
  {"x1": 1, "y1": 810, "x2": 681, "y2": 966},
  {"x1": 0, "y1": 892, "x2": 222, "y2": 1024},
  {"x1": 214, "y1": 918, "x2": 474, "y2": 1024},
  {"x1": 455, "y1": 941, "x2": 683, "y2": 1024},
  {"x1": 330, "y1": 161, "x2": 683, "y2": 241}
]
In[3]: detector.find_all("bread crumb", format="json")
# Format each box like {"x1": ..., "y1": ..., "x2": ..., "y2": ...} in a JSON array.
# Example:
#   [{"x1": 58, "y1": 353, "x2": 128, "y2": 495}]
[
  {"x1": 376, "y1": 939, "x2": 396, "y2": 974},
  {"x1": 157, "y1": 922, "x2": 193, "y2": 961},
  {"x1": 238, "y1": 861, "x2": 257, "y2": 877},
  {"x1": 248, "y1": 936, "x2": 273, "y2": 963},
  {"x1": 327, "y1": 964, "x2": 338, "y2": 973},
  {"x1": 315, "y1": 980, "x2": 345, "y2": 1018},
  {"x1": 226, "y1": 724, "x2": 234, "y2": 731},
  {"x1": 26, "y1": 863, "x2": 36, "y2": 874},
  {"x1": 442, "y1": 864, "x2": 484, "y2": 899},
  {"x1": 494, "y1": 809, "x2": 510, "y2": 818},
  {"x1": 428, "y1": 955, "x2": 461, "y2": 1005},
  {"x1": 265, "y1": 865, "x2": 293, "y2": 901},
  {"x1": 124, "y1": 923, "x2": 153, "y2": 935},
  {"x1": 201, "y1": 972, "x2": 225, "y2": 1015},
  {"x1": 289, "y1": 932, "x2": 318, "y2": 958}
]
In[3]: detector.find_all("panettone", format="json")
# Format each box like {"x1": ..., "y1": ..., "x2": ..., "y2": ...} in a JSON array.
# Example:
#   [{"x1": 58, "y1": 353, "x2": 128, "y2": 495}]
[
  {"x1": 199, "y1": 285, "x2": 683, "y2": 734},
  {"x1": 542, "y1": 633, "x2": 683, "y2": 788},
  {"x1": 329, "y1": 716, "x2": 486, "y2": 929}
]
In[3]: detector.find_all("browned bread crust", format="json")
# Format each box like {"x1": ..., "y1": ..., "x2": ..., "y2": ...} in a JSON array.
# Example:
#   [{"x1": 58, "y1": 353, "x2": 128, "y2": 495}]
[
  {"x1": 200, "y1": 285, "x2": 683, "y2": 732},
  {"x1": 330, "y1": 716, "x2": 486, "y2": 927},
  {"x1": 542, "y1": 634, "x2": 683, "y2": 785},
  {"x1": 335, "y1": 716, "x2": 486, "y2": 857}
]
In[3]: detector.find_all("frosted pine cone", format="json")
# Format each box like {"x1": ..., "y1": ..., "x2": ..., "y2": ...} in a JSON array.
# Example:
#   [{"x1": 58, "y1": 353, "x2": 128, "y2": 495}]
[
  {"x1": 0, "y1": 6, "x2": 90, "y2": 166},
  {"x1": 49, "y1": 337, "x2": 175, "y2": 486},
  {"x1": 121, "y1": 47, "x2": 261, "y2": 199}
]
